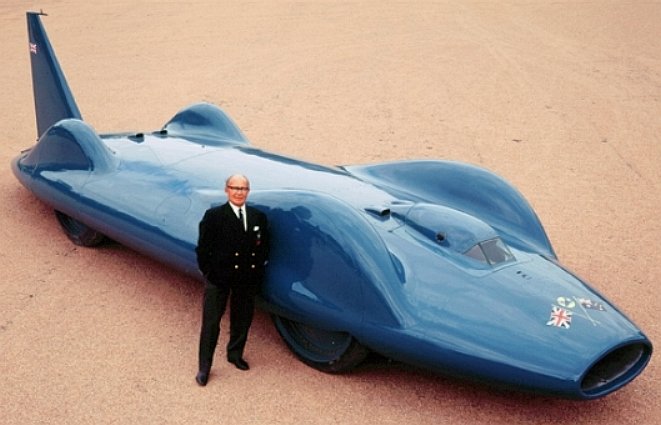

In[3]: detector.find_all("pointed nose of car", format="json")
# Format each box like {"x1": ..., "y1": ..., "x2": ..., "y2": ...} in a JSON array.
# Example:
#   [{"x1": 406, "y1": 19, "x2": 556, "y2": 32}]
[{"x1": 404, "y1": 251, "x2": 652, "y2": 398}]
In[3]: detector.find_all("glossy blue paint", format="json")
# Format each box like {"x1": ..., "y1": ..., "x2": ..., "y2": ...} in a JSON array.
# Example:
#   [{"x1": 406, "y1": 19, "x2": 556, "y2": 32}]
[
  {"x1": 27, "y1": 11, "x2": 81, "y2": 138},
  {"x1": 12, "y1": 12, "x2": 652, "y2": 399}
]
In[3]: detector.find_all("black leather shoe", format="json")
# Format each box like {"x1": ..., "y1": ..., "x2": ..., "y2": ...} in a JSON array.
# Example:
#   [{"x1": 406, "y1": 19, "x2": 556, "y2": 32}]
[
  {"x1": 229, "y1": 358, "x2": 250, "y2": 371},
  {"x1": 195, "y1": 370, "x2": 209, "y2": 386}
]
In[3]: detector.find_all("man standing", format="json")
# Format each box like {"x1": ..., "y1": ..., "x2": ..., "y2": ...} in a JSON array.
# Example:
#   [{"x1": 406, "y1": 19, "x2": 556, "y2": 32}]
[{"x1": 195, "y1": 174, "x2": 269, "y2": 386}]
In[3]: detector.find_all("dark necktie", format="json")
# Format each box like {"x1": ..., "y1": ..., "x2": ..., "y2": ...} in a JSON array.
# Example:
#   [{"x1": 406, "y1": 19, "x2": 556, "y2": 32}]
[{"x1": 238, "y1": 208, "x2": 245, "y2": 231}]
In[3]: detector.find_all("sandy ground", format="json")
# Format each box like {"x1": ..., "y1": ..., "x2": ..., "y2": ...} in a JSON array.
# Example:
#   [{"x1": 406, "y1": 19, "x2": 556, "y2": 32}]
[{"x1": 1, "y1": 1, "x2": 659, "y2": 424}]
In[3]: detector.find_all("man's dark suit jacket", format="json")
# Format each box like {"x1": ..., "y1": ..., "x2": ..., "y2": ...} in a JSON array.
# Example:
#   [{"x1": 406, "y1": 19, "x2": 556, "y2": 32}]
[{"x1": 196, "y1": 202, "x2": 269, "y2": 290}]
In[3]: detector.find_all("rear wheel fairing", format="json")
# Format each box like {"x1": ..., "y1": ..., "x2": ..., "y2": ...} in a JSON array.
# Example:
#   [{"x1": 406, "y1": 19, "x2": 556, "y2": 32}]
[
  {"x1": 20, "y1": 119, "x2": 116, "y2": 174},
  {"x1": 162, "y1": 102, "x2": 249, "y2": 145}
]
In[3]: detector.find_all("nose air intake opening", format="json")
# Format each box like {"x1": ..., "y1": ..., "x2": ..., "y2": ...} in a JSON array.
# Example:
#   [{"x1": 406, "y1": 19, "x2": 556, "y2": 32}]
[{"x1": 581, "y1": 342, "x2": 651, "y2": 396}]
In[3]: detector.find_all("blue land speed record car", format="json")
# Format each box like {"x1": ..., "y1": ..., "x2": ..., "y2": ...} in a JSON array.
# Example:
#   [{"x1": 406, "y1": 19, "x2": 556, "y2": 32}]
[{"x1": 12, "y1": 12, "x2": 652, "y2": 399}]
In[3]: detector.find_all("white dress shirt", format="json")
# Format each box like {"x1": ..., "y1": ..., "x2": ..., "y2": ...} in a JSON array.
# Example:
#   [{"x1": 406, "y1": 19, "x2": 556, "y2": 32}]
[{"x1": 230, "y1": 203, "x2": 247, "y2": 231}]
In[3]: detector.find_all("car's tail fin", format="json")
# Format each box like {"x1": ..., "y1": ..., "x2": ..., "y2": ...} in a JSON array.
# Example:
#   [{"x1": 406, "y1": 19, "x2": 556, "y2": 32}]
[{"x1": 27, "y1": 11, "x2": 82, "y2": 139}]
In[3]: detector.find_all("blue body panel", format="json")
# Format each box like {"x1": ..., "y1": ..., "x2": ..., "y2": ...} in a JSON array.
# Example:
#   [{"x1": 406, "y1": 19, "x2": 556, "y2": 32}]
[
  {"x1": 27, "y1": 11, "x2": 82, "y2": 138},
  {"x1": 12, "y1": 12, "x2": 651, "y2": 399}
]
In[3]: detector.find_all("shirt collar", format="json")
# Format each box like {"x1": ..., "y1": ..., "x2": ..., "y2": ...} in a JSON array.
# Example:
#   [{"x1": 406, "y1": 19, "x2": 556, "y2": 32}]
[{"x1": 229, "y1": 202, "x2": 245, "y2": 217}]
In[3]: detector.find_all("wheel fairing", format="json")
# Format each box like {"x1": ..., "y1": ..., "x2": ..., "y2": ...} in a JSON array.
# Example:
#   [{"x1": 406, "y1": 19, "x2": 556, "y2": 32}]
[
  {"x1": 251, "y1": 190, "x2": 409, "y2": 331},
  {"x1": 344, "y1": 160, "x2": 555, "y2": 258}
]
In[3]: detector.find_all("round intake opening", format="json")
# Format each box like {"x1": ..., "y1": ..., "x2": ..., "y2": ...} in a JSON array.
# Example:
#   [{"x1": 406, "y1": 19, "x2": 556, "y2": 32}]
[{"x1": 581, "y1": 342, "x2": 652, "y2": 396}]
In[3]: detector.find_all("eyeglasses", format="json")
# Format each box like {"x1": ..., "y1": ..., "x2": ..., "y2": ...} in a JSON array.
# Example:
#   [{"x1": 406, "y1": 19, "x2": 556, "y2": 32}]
[{"x1": 227, "y1": 185, "x2": 250, "y2": 192}]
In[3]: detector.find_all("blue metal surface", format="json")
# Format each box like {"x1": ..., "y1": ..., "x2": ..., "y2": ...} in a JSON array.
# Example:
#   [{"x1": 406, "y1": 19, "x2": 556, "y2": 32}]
[
  {"x1": 27, "y1": 11, "x2": 82, "y2": 138},
  {"x1": 12, "y1": 12, "x2": 652, "y2": 399}
]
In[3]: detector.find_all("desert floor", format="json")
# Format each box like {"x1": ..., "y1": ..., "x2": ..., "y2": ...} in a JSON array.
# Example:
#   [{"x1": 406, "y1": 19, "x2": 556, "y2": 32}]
[{"x1": 1, "y1": 1, "x2": 659, "y2": 424}]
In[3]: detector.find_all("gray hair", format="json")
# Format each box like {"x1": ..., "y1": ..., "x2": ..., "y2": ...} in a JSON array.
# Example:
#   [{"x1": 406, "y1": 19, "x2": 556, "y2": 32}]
[{"x1": 225, "y1": 174, "x2": 250, "y2": 187}]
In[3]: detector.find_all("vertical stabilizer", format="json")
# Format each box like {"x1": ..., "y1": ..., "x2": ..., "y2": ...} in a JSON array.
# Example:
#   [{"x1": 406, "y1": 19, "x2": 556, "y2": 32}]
[{"x1": 27, "y1": 11, "x2": 82, "y2": 138}]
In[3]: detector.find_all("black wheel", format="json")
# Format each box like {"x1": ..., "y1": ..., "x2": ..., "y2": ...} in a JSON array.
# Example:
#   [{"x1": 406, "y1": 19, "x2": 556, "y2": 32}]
[
  {"x1": 54, "y1": 210, "x2": 106, "y2": 247},
  {"x1": 271, "y1": 314, "x2": 369, "y2": 373}
]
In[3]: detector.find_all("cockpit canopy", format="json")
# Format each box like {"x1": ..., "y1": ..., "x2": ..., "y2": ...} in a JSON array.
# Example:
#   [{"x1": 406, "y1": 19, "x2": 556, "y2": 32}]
[
  {"x1": 393, "y1": 203, "x2": 515, "y2": 266},
  {"x1": 464, "y1": 237, "x2": 514, "y2": 265}
]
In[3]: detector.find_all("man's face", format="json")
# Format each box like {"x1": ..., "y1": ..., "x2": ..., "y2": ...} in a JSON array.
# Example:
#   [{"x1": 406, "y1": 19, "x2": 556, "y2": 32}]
[{"x1": 225, "y1": 176, "x2": 250, "y2": 207}]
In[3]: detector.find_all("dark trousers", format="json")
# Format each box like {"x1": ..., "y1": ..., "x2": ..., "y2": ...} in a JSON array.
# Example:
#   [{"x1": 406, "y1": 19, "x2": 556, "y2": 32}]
[{"x1": 198, "y1": 280, "x2": 256, "y2": 371}]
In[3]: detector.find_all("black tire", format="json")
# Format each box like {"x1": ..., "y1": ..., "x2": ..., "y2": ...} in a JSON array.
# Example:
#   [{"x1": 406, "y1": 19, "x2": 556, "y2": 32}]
[
  {"x1": 54, "y1": 210, "x2": 106, "y2": 247},
  {"x1": 271, "y1": 314, "x2": 369, "y2": 373}
]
